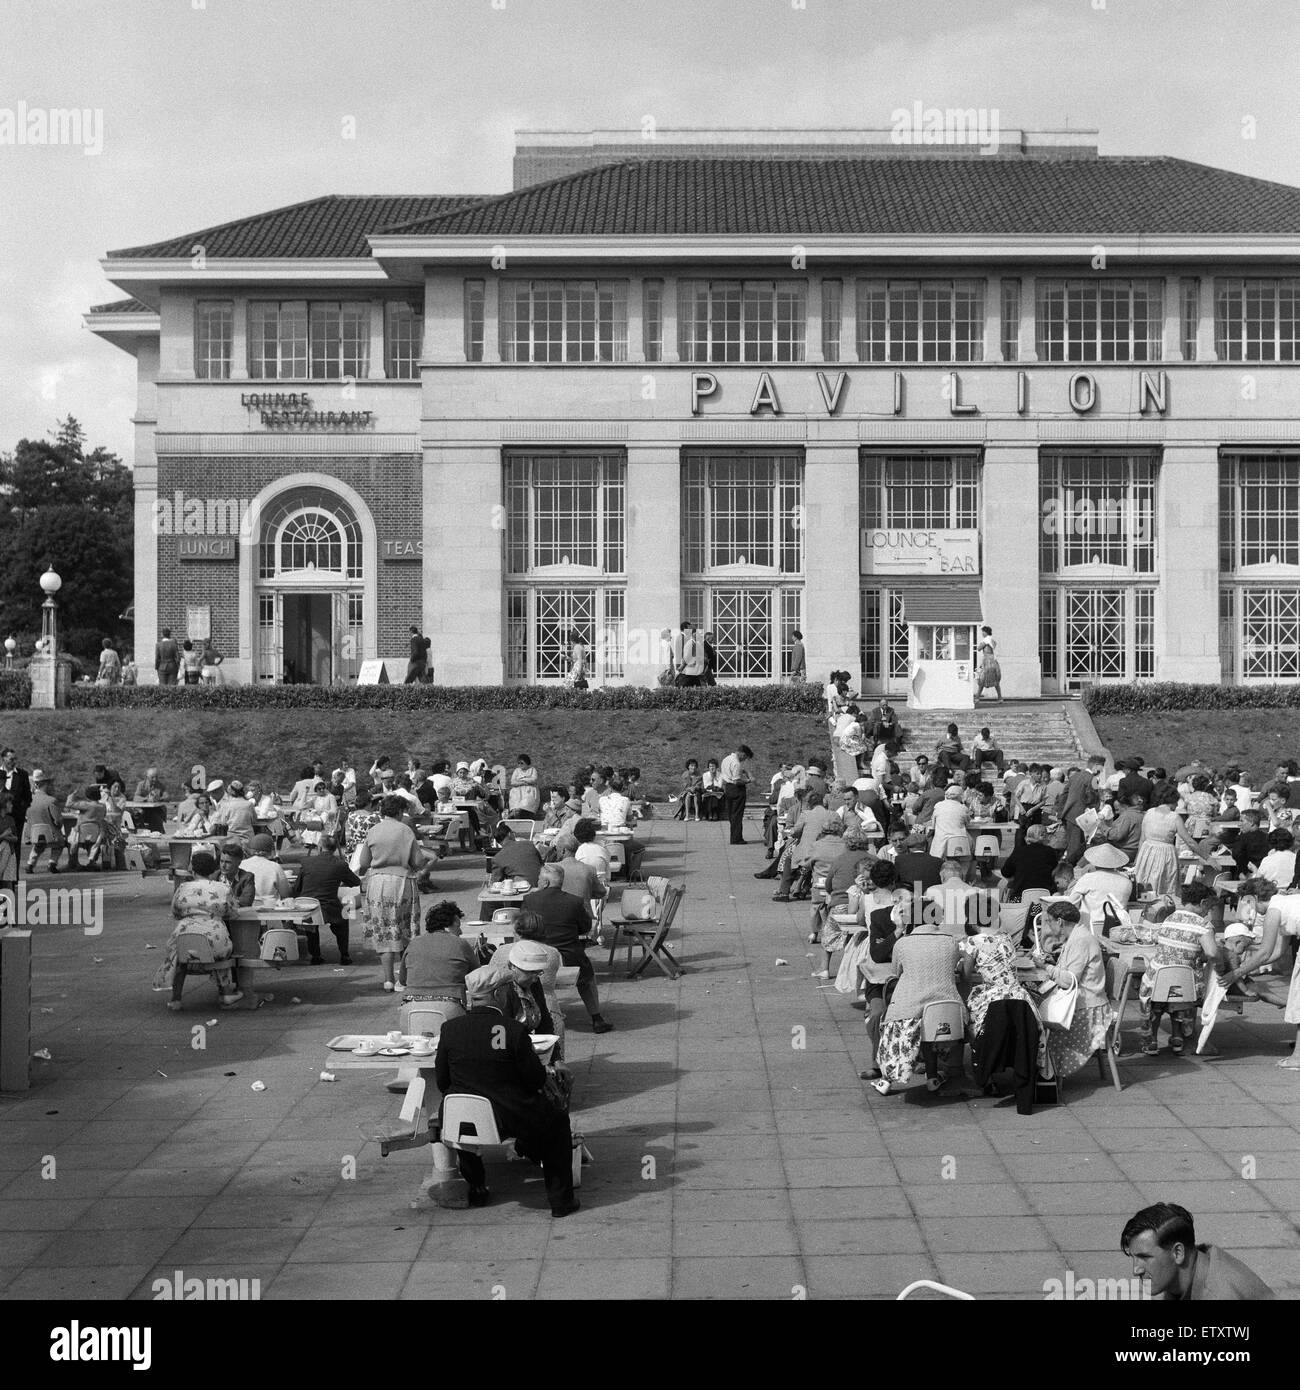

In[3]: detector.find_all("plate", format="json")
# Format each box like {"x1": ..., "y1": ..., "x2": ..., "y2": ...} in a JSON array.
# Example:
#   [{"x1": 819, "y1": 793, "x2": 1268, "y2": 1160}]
[{"x1": 377, "y1": 1046, "x2": 410, "y2": 1057}]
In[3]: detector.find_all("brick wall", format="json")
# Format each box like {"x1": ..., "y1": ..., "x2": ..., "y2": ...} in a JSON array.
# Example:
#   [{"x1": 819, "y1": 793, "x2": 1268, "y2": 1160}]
[{"x1": 153, "y1": 454, "x2": 422, "y2": 660}]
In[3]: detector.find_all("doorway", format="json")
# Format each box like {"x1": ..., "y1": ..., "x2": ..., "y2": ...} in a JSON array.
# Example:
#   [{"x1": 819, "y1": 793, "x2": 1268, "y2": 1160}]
[{"x1": 282, "y1": 593, "x2": 332, "y2": 684}]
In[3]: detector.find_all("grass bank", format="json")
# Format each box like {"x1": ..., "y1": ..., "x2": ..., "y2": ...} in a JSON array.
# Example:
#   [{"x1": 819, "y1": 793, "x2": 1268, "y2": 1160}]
[
  {"x1": 0, "y1": 708, "x2": 828, "y2": 801},
  {"x1": 1091, "y1": 709, "x2": 1300, "y2": 781}
]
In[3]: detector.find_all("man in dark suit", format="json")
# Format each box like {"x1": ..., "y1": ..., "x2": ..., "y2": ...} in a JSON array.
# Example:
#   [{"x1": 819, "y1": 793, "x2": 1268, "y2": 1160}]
[
  {"x1": 1000, "y1": 822, "x2": 1061, "y2": 900},
  {"x1": 1059, "y1": 755, "x2": 1105, "y2": 866},
  {"x1": 523, "y1": 866, "x2": 612, "y2": 1033},
  {"x1": 155, "y1": 628, "x2": 180, "y2": 686},
  {"x1": 295, "y1": 835, "x2": 360, "y2": 963},
  {"x1": 433, "y1": 981, "x2": 578, "y2": 1216},
  {"x1": 1, "y1": 748, "x2": 32, "y2": 864},
  {"x1": 893, "y1": 835, "x2": 944, "y2": 897},
  {"x1": 1116, "y1": 758, "x2": 1153, "y2": 809},
  {"x1": 404, "y1": 626, "x2": 428, "y2": 684},
  {"x1": 488, "y1": 825, "x2": 544, "y2": 885}
]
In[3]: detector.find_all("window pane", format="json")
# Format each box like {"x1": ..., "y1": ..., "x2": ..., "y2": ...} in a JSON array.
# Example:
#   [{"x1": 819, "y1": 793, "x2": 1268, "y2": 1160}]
[
  {"x1": 195, "y1": 301, "x2": 232, "y2": 380},
  {"x1": 821, "y1": 279, "x2": 842, "y2": 362}
]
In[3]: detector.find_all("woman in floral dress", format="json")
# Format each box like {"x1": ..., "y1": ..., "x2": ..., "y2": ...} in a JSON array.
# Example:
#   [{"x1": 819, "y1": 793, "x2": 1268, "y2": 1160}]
[
  {"x1": 357, "y1": 794, "x2": 425, "y2": 992},
  {"x1": 152, "y1": 849, "x2": 242, "y2": 1009}
]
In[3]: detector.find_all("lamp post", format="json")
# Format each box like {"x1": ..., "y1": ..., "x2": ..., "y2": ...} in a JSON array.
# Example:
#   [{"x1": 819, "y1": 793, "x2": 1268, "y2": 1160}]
[
  {"x1": 3, "y1": 637, "x2": 14, "y2": 671},
  {"x1": 39, "y1": 566, "x2": 62, "y2": 659}
]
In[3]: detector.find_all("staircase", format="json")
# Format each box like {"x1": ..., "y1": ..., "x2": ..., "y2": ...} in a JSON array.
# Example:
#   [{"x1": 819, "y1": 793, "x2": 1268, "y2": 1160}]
[{"x1": 892, "y1": 701, "x2": 1085, "y2": 768}]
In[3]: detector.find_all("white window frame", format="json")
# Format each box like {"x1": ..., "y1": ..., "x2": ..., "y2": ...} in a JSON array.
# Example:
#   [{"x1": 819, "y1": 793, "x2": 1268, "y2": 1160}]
[
  {"x1": 1216, "y1": 278, "x2": 1300, "y2": 362},
  {"x1": 195, "y1": 300, "x2": 233, "y2": 380},
  {"x1": 1035, "y1": 278, "x2": 1164, "y2": 363},
  {"x1": 677, "y1": 280, "x2": 807, "y2": 363},
  {"x1": 499, "y1": 280, "x2": 628, "y2": 363},
  {"x1": 855, "y1": 280, "x2": 985, "y2": 363}
]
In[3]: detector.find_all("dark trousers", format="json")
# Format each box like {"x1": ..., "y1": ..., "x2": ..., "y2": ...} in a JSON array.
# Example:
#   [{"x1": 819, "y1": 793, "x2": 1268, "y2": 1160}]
[
  {"x1": 778, "y1": 859, "x2": 812, "y2": 895},
  {"x1": 157, "y1": 664, "x2": 178, "y2": 686},
  {"x1": 304, "y1": 921, "x2": 349, "y2": 961},
  {"x1": 454, "y1": 1110, "x2": 574, "y2": 1211},
  {"x1": 404, "y1": 660, "x2": 426, "y2": 685},
  {"x1": 723, "y1": 782, "x2": 747, "y2": 844}
]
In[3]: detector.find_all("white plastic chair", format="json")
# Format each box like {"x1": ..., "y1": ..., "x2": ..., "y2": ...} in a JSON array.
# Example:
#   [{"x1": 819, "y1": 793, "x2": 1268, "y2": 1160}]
[
  {"x1": 440, "y1": 1093, "x2": 584, "y2": 1189},
  {"x1": 921, "y1": 1000, "x2": 966, "y2": 1045}
]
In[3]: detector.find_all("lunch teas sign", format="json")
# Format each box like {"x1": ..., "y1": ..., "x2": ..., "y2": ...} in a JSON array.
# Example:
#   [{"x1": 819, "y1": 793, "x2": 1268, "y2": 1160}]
[{"x1": 861, "y1": 528, "x2": 980, "y2": 576}]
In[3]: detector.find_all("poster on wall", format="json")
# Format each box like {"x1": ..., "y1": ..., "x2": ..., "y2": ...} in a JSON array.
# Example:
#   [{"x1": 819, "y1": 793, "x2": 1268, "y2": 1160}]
[{"x1": 186, "y1": 605, "x2": 211, "y2": 642}]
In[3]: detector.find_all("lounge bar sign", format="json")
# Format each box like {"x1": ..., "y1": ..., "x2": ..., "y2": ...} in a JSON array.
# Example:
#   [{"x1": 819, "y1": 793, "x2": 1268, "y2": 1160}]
[
  {"x1": 241, "y1": 392, "x2": 375, "y2": 429},
  {"x1": 178, "y1": 536, "x2": 237, "y2": 561},
  {"x1": 861, "y1": 528, "x2": 980, "y2": 576}
]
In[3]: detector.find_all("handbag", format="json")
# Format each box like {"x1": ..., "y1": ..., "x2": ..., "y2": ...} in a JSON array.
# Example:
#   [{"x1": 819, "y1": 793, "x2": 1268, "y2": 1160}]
[
  {"x1": 620, "y1": 886, "x2": 657, "y2": 921},
  {"x1": 1033, "y1": 925, "x2": 1079, "y2": 1030}
]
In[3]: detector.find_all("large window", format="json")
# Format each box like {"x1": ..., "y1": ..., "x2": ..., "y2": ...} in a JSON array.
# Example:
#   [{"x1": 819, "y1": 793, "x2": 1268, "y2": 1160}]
[
  {"x1": 504, "y1": 451, "x2": 625, "y2": 575},
  {"x1": 860, "y1": 587, "x2": 908, "y2": 690},
  {"x1": 682, "y1": 452, "x2": 803, "y2": 575},
  {"x1": 500, "y1": 280, "x2": 627, "y2": 363},
  {"x1": 384, "y1": 300, "x2": 423, "y2": 379},
  {"x1": 860, "y1": 451, "x2": 980, "y2": 532},
  {"x1": 681, "y1": 586, "x2": 802, "y2": 681},
  {"x1": 1216, "y1": 278, "x2": 1300, "y2": 362},
  {"x1": 1039, "y1": 450, "x2": 1157, "y2": 574},
  {"x1": 257, "y1": 491, "x2": 363, "y2": 581},
  {"x1": 309, "y1": 302, "x2": 369, "y2": 379},
  {"x1": 195, "y1": 300, "x2": 233, "y2": 379},
  {"x1": 248, "y1": 301, "x2": 307, "y2": 380},
  {"x1": 1220, "y1": 452, "x2": 1300, "y2": 571},
  {"x1": 1040, "y1": 586, "x2": 1155, "y2": 689},
  {"x1": 248, "y1": 300, "x2": 369, "y2": 380},
  {"x1": 856, "y1": 280, "x2": 984, "y2": 363},
  {"x1": 506, "y1": 587, "x2": 625, "y2": 684},
  {"x1": 1036, "y1": 279, "x2": 1163, "y2": 362},
  {"x1": 677, "y1": 280, "x2": 806, "y2": 363},
  {"x1": 1221, "y1": 587, "x2": 1300, "y2": 682}
]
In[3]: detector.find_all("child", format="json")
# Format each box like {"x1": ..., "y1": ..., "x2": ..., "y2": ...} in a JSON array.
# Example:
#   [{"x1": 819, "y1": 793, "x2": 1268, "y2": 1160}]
[{"x1": 678, "y1": 758, "x2": 703, "y2": 821}]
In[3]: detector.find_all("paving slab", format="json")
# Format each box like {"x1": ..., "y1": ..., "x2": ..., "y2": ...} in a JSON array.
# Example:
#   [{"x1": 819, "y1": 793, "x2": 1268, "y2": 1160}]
[{"x1": 3, "y1": 821, "x2": 1296, "y2": 1300}]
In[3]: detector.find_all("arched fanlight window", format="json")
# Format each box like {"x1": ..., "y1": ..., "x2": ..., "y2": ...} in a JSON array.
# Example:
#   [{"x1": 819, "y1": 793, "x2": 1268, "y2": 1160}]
[
  {"x1": 258, "y1": 490, "x2": 362, "y2": 581},
  {"x1": 280, "y1": 508, "x2": 343, "y2": 574}
]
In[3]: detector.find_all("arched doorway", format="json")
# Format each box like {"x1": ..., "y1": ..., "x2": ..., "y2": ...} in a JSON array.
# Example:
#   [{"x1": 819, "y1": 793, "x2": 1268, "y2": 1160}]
[{"x1": 252, "y1": 487, "x2": 368, "y2": 684}]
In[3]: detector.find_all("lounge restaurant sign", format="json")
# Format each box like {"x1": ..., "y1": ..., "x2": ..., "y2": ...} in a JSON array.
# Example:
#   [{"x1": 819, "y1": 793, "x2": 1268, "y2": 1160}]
[{"x1": 862, "y1": 528, "x2": 980, "y2": 576}]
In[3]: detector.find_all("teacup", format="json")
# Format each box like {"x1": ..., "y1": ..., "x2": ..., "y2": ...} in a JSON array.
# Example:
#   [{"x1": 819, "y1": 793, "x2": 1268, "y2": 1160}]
[
  {"x1": 354, "y1": 1041, "x2": 378, "y2": 1055},
  {"x1": 410, "y1": 1039, "x2": 435, "y2": 1055}
]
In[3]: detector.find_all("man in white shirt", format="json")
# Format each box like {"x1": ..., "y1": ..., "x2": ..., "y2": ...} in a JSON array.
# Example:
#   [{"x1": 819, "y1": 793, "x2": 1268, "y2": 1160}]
[
  {"x1": 241, "y1": 833, "x2": 290, "y2": 899},
  {"x1": 923, "y1": 860, "x2": 986, "y2": 938},
  {"x1": 598, "y1": 777, "x2": 645, "y2": 877},
  {"x1": 673, "y1": 620, "x2": 706, "y2": 687},
  {"x1": 720, "y1": 744, "x2": 754, "y2": 846}
]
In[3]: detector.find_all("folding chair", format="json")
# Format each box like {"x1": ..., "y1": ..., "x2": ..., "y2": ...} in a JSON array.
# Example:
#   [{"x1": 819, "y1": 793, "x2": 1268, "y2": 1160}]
[
  {"x1": 606, "y1": 881, "x2": 685, "y2": 980},
  {"x1": 501, "y1": 818, "x2": 537, "y2": 841}
]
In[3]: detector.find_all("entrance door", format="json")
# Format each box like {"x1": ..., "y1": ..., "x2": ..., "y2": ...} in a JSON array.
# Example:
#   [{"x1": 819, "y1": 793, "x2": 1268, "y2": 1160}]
[{"x1": 281, "y1": 593, "x2": 333, "y2": 684}]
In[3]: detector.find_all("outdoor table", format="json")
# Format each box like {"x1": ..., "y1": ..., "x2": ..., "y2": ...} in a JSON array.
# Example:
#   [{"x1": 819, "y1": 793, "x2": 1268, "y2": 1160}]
[
  {"x1": 476, "y1": 884, "x2": 528, "y2": 921},
  {"x1": 227, "y1": 898, "x2": 325, "y2": 1004}
]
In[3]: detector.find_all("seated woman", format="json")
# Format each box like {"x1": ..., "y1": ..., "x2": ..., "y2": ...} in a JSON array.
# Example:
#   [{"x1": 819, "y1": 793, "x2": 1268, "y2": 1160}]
[
  {"x1": 872, "y1": 915, "x2": 964, "y2": 1096},
  {"x1": 402, "y1": 900, "x2": 480, "y2": 1034},
  {"x1": 66, "y1": 784, "x2": 110, "y2": 869},
  {"x1": 1137, "y1": 880, "x2": 1220, "y2": 1056},
  {"x1": 100, "y1": 779, "x2": 129, "y2": 870},
  {"x1": 246, "y1": 781, "x2": 287, "y2": 843},
  {"x1": 1032, "y1": 900, "x2": 1116, "y2": 1078},
  {"x1": 489, "y1": 908, "x2": 566, "y2": 1058},
  {"x1": 965, "y1": 931, "x2": 1046, "y2": 1100},
  {"x1": 176, "y1": 791, "x2": 215, "y2": 841},
  {"x1": 842, "y1": 859, "x2": 909, "y2": 1078},
  {"x1": 152, "y1": 849, "x2": 242, "y2": 1009},
  {"x1": 700, "y1": 758, "x2": 725, "y2": 822},
  {"x1": 299, "y1": 781, "x2": 339, "y2": 851},
  {"x1": 678, "y1": 758, "x2": 704, "y2": 822}
]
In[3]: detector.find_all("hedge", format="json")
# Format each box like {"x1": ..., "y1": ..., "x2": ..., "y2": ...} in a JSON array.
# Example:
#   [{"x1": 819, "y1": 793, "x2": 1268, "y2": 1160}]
[
  {"x1": 1085, "y1": 682, "x2": 1300, "y2": 715},
  {"x1": 0, "y1": 671, "x2": 32, "y2": 710},
  {"x1": 68, "y1": 682, "x2": 829, "y2": 714}
]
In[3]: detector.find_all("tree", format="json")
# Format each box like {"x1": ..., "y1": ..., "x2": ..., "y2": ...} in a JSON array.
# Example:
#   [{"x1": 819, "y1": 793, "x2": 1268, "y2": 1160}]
[{"x1": 0, "y1": 417, "x2": 133, "y2": 656}]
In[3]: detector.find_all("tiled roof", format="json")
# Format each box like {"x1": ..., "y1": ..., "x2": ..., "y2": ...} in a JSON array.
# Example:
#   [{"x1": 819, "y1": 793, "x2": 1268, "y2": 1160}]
[
  {"x1": 89, "y1": 297, "x2": 153, "y2": 314},
  {"x1": 380, "y1": 157, "x2": 1300, "y2": 238},
  {"x1": 107, "y1": 194, "x2": 484, "y2": 259}
]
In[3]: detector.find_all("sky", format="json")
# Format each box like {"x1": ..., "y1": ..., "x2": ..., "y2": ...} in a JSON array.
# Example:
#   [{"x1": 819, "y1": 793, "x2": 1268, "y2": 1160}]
[{"x1": 2, "y1": 0, "x2": 1299, "y2": 465}]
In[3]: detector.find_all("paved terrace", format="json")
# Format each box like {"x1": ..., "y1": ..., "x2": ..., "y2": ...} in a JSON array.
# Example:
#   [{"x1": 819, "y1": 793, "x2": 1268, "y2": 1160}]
[{"x1": 1, "y1": 817, "x2": 1297, "y2": 1301}]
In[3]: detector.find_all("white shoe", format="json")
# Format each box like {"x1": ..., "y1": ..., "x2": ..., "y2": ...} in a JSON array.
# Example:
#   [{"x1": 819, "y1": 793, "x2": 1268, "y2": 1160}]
[
  {"x1": 382, "y1": 981, "x2": 395, "y2": 992},
  {"x1": 810, "y1": 969, "x2": 830, "y2": 980}
]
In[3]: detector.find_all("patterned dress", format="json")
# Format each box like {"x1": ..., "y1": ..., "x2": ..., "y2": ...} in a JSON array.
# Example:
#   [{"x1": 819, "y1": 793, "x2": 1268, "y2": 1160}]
[
  {"x1": 877, "y1": 932, "x2": 960, "y2": 1083},
  {"x1": 1138, "y1": 909, "x2": 1210, "y2": 1047},
  {"x1": 152, "y1": 877, "x2": 235, "y2": 992}
]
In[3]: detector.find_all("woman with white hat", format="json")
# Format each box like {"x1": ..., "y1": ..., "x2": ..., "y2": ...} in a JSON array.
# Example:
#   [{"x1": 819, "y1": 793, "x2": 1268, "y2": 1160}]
[
  {"x1": 489, "y1": 912, "x2": 565, "y2": 1057},
  {"x1": 1070, "y1": 840, "x2": 1135, "y2": 931}
]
